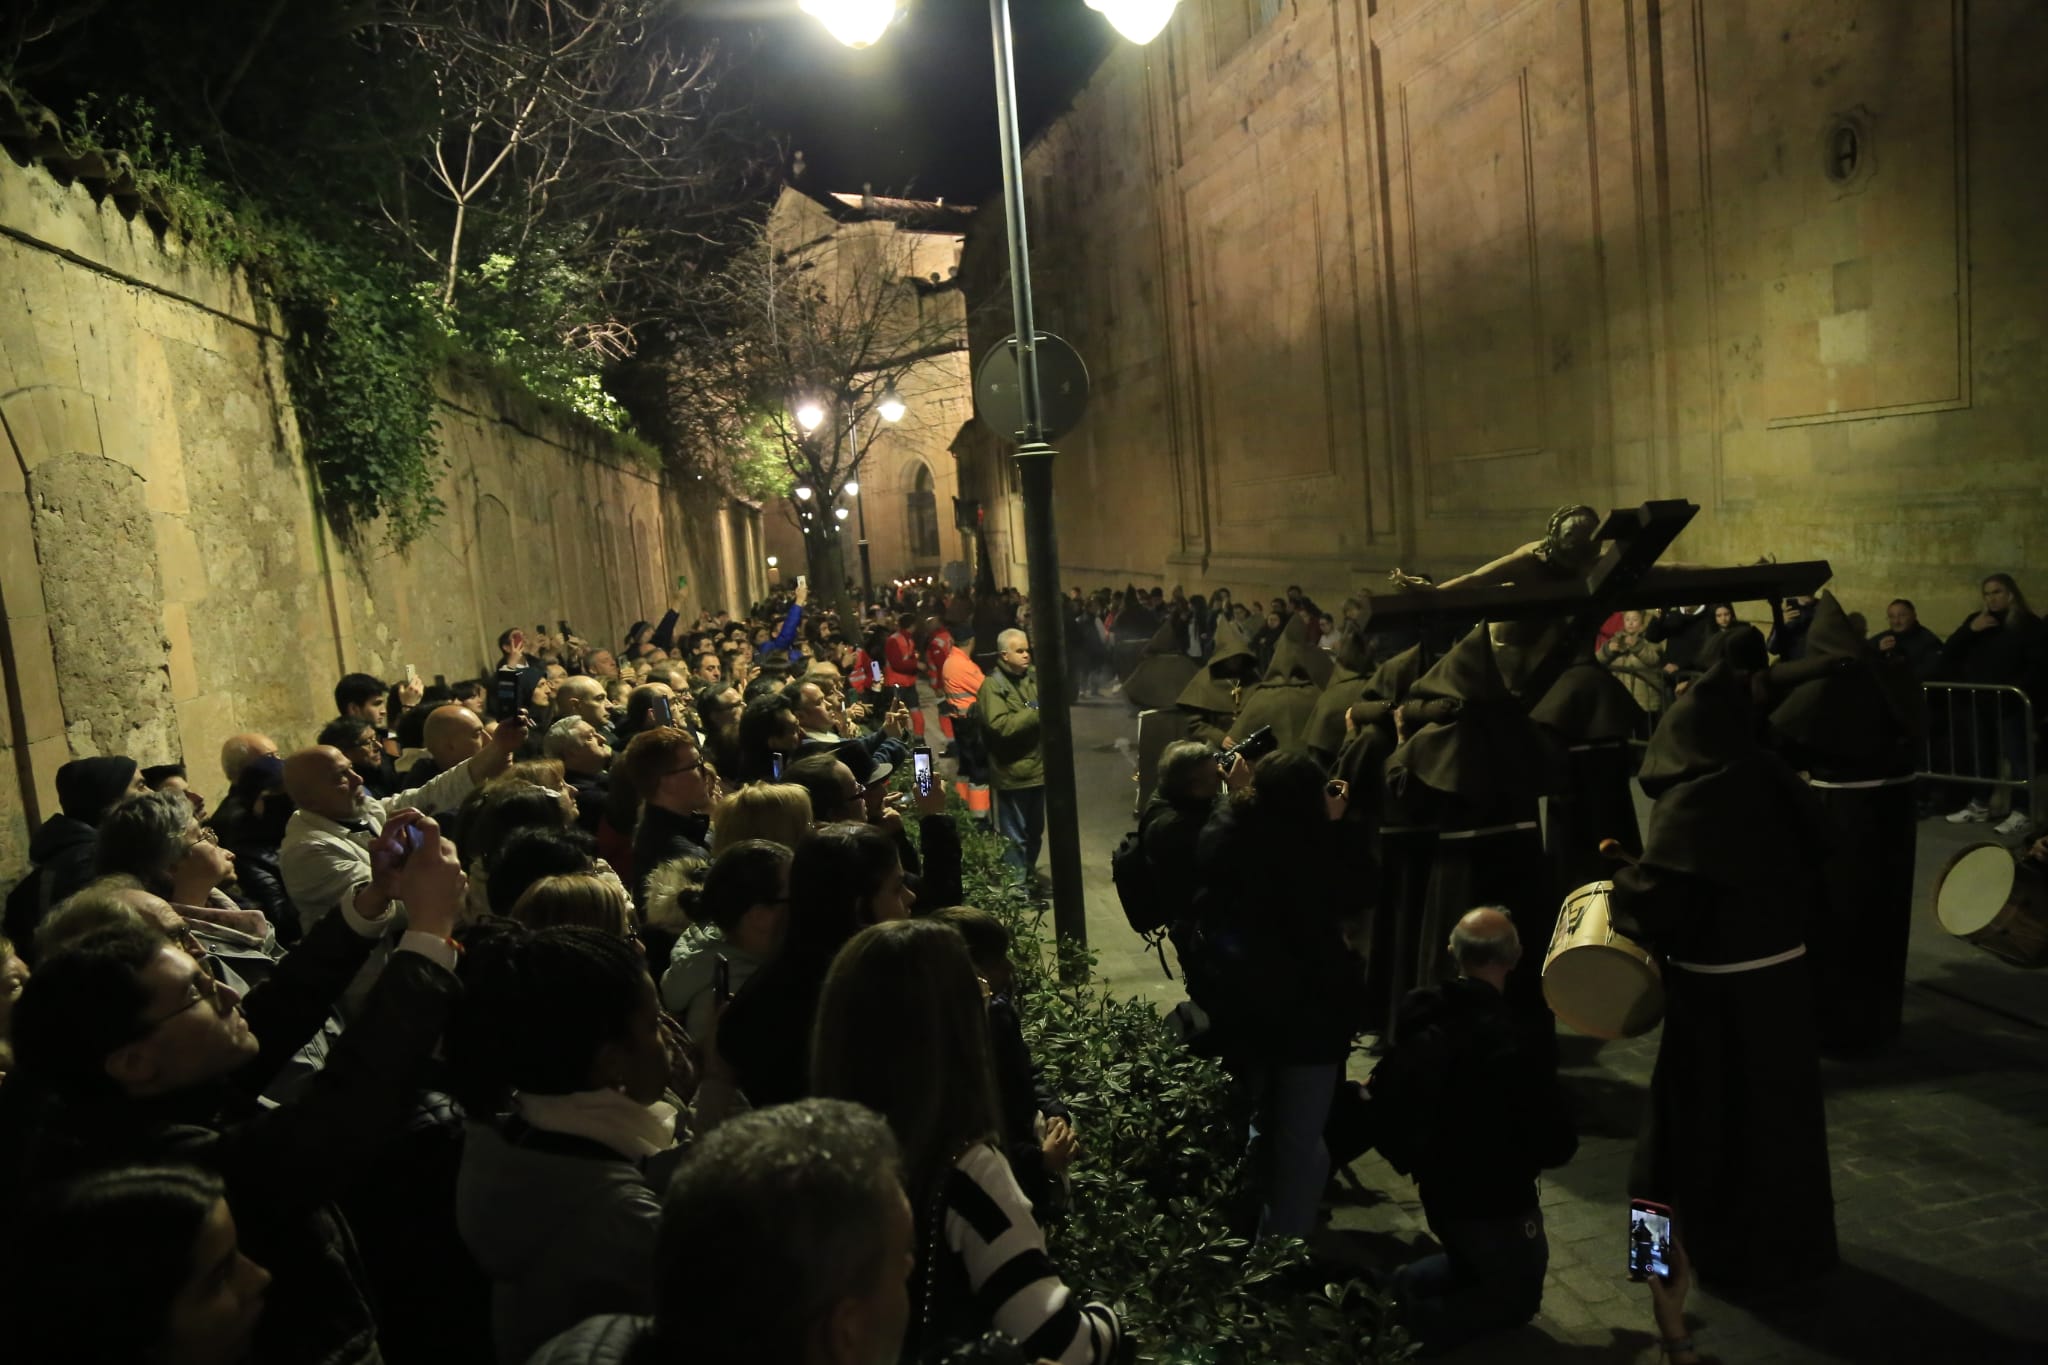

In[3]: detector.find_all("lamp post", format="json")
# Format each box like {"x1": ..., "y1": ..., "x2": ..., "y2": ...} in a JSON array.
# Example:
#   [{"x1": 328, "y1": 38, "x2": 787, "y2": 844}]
[
  {"x1": 842, "y1": 387, "x2": 901, "y2": 611},
  {"x1": 805, "y1": 0, "x2": 1179, "y2": 966}
]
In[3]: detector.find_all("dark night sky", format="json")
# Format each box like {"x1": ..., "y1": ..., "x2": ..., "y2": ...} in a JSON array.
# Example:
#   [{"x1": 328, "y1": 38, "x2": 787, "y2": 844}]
[{"x1": 692, "y1": 1, "x2": 1115, "y2": 203}]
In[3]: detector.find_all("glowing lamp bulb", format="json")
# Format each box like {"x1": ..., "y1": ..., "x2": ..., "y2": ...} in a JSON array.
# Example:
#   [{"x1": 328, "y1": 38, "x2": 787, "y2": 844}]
[
  {"x1": 843, "y1": 481, "x2": 860, "y2": 496},
  {"x1": 834, "y1": 507, "x2": 850, "y2": 521},
  {"x1": 877, "y1": 391, "x2": 907, "y2": 423},
  {"x1": 1087, "y1": 0, "x2": 1180, "y2": 45},
  {"x1": 801, "y1": 0, "x2": 902, "y2": 49},
  {"x1": 794, "y1": 485, "x2": 814, "y2": 501},
  {"x1": 794, "y1": 401, "x2": 826, "y2": 432}
]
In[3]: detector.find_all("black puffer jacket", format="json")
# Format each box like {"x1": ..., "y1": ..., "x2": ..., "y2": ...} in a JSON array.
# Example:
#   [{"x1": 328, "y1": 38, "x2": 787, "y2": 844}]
[
  {"x1": 3, "y1": 816, "x2": 99, "y2": 958},
  {"x1": 1191, "y1": 806, "x2": 1368, "y2": 1064}
]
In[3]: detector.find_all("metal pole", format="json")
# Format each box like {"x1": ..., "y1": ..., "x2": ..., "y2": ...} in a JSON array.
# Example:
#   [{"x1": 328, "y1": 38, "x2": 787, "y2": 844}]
[
  {"x1": 990, "y1": 0, "x2": 1086, "y2": 965},
  {"x1": 848, "y1": 413, "x2": 873, "y2": 608}
]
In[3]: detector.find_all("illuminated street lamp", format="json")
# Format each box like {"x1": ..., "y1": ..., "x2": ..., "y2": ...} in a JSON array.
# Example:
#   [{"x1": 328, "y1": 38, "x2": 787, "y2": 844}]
[
  {"x1": 799, "y1": 0, "x2": 899, "y2": 48},
  {"x1": 794, "y1": 484, "x2": 814, "y2": 501},
  {"x1": 834, "y1": 507, "x2": 850, "y2": 521},
  {"x1": 805, "y1": 0, "x2": 1179, "y2": 963},
  {"x1": 843, "y1": 480, "x2": 860, "y2": 495},
  {"x1": 1085, "y1": 0, "x2": 1179, "y2": 44},
  {"x1": 794, "y1": 400, "x2": 826, "y2": 432},
  {"x1": 877, "y1": 387, "x2": 907, "y2": 423}
]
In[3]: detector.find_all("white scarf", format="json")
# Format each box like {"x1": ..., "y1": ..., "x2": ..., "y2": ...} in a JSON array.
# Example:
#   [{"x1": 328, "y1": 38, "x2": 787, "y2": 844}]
[{"x1": 514, "y1": 1088, "x2": 678, "y2": 1159}]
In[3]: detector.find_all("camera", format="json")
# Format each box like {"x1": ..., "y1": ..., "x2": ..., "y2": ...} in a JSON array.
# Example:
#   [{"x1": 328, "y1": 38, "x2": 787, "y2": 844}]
[{"x1": 1219, "y1": 725, "x2": 1277, "y2": 771}]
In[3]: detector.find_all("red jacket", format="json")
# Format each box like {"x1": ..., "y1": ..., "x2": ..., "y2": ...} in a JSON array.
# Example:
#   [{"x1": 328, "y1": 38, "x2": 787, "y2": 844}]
[{"x1": 883, "y1": 631, "x2": 920, "y2": 687}]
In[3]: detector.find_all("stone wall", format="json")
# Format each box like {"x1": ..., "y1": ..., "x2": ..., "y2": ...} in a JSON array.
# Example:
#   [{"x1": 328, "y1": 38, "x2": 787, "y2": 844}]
[
  {"x1": 960, "y1": 0, "x2": 2048, "y2": 625},
  {"x1": 0, "y1": 152, "x2": 756, "y2": 884}
]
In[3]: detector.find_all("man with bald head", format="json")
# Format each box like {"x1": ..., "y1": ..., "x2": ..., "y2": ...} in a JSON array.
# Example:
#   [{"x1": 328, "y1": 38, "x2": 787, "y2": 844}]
[
  {"x1": 280, "y1": 714, "x2": 527, "y2": 1017},
  {"x1": 401, "y1": 704, "x2": 489, "y2": 790},
  {"x1": 209, "y1": 733, "x2": 280, "y2": 848},
  {"x1": 553, "y1": 675, "x2": 617, "y2": 746},
  {"x1": 1365, "y1": 906, "x2": 1577, "y2": 1354}
]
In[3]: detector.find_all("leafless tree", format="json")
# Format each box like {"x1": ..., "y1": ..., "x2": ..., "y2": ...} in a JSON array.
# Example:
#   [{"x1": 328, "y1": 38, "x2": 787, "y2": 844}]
[
  {"x1": 661, "y1": 217, "x2": 971, "y2": 622},
  {"x1": 381, "y1": 0, "x2": 746, "y2": 314}
]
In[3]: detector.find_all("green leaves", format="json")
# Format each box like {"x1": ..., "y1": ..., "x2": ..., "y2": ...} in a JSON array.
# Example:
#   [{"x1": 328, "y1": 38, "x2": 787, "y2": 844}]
[{"x1": 941, "y1": 803, "x2": 1415, "y2": 1363}]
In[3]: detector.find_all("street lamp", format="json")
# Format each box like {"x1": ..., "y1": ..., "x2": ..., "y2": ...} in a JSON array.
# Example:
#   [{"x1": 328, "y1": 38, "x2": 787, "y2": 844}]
[
  {"x1": 846, "y1": 390, "x2": 901, "y2": 611},
  {"x1": 799, "y1": 0, "x2": 899, "y2": 48},
  {"x1": 794, "y1": 484, "x2": 814, "y2": 501},
  {"x1": 794, "y1": 400, "x2": 826, "y2": 433},
  {"x1": 806, "y1": 0, "x2": 1179, "y2": 964}
]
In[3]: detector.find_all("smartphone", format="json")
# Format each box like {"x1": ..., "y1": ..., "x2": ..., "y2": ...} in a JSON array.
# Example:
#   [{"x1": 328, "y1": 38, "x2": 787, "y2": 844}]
[
  {"x1": 397, "y1": 822, "x2": 424, "y2": 855},
  {"x1": 433, "y1": 673, "x2": 447, "y2": 690},
  {"x1": 404, "y1": 663, "x2": 419, "y2": 687},
  {"x1": 714, "y1": 954, "x2": 733, "y2": 1006},
  {"x1": 490, "y1": 667, "x2": 525, "y2": 720},
  {"x1": 770, "y1": 752, "x2": 784, "y2": 781},
  {"x1": 1628, "y1": 1199, "x2": 1676, "y2": 1282},
  {"x1": 677, "y1": 574, "x2": 688, "y2": 590},
  {"x1": 913, "y1": 747, "x2": 934, "y2": 797},
  {"x1": 558, "y1": 619, "x2": 572, "y2": 637},
  {"x1": 870, "y1": 660, "x2": 884, "y2": 685},
  {"x1": 650, "y1": 694, "x2": 675, "y2": 728},
  {"x1": 797, "y1": 574, "x2": 808, "y2": 593}
]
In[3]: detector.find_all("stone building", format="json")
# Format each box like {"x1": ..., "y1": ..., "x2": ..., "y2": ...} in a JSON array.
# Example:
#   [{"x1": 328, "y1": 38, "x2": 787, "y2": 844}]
[
  {"x1": 759, "y1": 186, "x2": 976, "y2": 600},
  {"x1": 957, "y1": 0, "x2": 2048, "y2": 626}
]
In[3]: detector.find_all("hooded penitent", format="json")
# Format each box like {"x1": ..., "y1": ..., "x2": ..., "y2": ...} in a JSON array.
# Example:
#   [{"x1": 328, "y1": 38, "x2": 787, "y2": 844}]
[
  {"x1": 1608, "y1": 660, "x2": 1838, "y2": 1288},
  {"x1": 1176, "y1": 620, "x2": 1259, "y2": 744},
  {"x1": 1384, "y1": 625, "x2": 1564, "y2": 806},
  {"x1": 1533, "y1": 633, "x2": 1648, "y2": 895},
  {"x1": 1227, "y1": 614, "x2": 1327, "y2": 753},
  {"x1": 1121, "y1": 620, "x2": 1202, "y2": 712},
  {"x1": 1762, "y1": 592, "x2": 1920, "y2": 1050},
  {"x1": 1304, "y1": 624, "x2": 1378, "y2": 760}
]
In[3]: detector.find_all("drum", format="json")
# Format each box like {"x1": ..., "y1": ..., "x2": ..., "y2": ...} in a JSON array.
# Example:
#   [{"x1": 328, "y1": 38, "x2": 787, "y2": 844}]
[
  {"x1": 1933, "y1": 843, "x2": 2048, "y2": 968},
  {"x1": 1542, "y1": 880, "x2": 1664, "y2": 1039}
]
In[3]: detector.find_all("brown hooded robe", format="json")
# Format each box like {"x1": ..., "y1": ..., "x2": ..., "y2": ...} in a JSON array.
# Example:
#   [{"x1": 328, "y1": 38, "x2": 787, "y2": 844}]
[{"x1": 1609, "y1": 664, "x2": 1838, "y2": 1289}]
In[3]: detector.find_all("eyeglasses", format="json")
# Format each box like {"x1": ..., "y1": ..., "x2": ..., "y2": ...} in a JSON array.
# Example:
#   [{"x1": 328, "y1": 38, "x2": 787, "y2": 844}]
[
  {"x1": 663, "y1": 757, "x2": 706, "y2": 778},
  {"x1": 138, "y1": 969, "x2": 229, "y2": 1032},
  {"x1": 184, "y1": 825, "x2": 220, "y2": 848}
]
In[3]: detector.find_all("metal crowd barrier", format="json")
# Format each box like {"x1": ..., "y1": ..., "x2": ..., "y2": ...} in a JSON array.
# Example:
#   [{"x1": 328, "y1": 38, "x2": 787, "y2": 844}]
[{"x1": 1916, "y1": 682, "x2": 2042, "y2": 817}]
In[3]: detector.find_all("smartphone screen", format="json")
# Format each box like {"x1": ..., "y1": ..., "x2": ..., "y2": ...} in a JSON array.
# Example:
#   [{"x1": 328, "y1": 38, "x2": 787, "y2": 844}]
[
  {"x1": 771, "y1": 753, "x2": 784, "y2": 781},
  {"x1": 870, "y1": 660, "x2": 884, "y2": 685},
  {"x1": 651, "y1": 694, "x2": 675, "y2": 728},
  {"x1": 714, "y1": 954, "x2": 733, "y2": 1005},
  {"x1": 913, "y1": 748, "x2": 934, "y2": 796},
  {"x1": 1628, "y1": 1201, "x2": 1674, "y2": 1282}
]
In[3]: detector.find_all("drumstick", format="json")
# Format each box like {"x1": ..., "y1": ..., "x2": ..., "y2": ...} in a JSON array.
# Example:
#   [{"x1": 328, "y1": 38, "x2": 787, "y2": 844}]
[{"x1": 1599, "y1": 838, "x2": 1640, "y2": 868}]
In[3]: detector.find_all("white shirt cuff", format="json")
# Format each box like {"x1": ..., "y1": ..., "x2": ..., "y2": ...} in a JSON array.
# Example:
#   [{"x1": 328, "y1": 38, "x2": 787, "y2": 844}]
[
  {"x1": 396, "y1": 930, "x2": 460, "y2": 974},
  {"x1": 340, "y1": 882, "x2": 393, "y2": 938}
]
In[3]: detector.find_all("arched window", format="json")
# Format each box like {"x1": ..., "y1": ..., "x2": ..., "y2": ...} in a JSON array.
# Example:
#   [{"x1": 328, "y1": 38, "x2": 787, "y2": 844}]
[{"x1": 907, "y1": 463, "x2": 941, "y2": 560}]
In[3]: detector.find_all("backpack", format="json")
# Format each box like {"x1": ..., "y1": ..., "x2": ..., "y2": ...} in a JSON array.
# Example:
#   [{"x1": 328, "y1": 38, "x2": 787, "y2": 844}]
[{"x1": 1109, "y1": 816, "x2": 1174, "y2": 978}]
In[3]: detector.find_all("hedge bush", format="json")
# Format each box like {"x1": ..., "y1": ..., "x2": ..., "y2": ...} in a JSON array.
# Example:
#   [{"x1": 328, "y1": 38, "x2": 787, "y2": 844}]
[{"x1": 942, "y1": 809, "x2": 1415, "y2": 1365}]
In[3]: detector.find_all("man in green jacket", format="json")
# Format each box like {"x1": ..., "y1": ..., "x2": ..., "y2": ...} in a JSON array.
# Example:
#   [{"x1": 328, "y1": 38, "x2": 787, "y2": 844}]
[{"x1": 976, "y1": 628, "x2": 1045, "y2": 883}]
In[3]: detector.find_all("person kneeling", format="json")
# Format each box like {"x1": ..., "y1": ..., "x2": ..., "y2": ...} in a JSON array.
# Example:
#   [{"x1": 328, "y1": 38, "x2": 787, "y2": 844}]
[{"x1": 1366, "y1": 907, "x2": 1577, "y2": 1353}]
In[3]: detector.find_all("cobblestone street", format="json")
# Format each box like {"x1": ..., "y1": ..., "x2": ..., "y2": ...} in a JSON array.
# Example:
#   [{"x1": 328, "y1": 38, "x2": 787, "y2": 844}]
[{"x1": 1039, "y1": 695, "x2": 2048, "y2": 1365}]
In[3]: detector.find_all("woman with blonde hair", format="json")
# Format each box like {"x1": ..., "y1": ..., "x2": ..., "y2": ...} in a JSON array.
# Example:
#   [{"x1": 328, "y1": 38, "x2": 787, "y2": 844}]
[
  {"x1": 708, "y1": 783, "x2": 813, "y2": 855},
  {"x1": 510, "y1": 872, "x2": 633, "y2": 938}
]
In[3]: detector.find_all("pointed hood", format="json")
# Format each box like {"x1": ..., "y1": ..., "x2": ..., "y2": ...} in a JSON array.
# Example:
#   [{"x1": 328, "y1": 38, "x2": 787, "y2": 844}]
[
  {"x1": 1176, "y1": 620, "x2": 1258, "y2": 714},
  {"x1": 1530, "y1": 634, "x2": 1642, "y2": 744},
  {"x1": 1386, "y1": 626, "x2": 1563, "y2": 800},
  {"x1": 1122, "y1": 619, "x2": 1202, "y2": 711},
  {"x1": 1262, "y1": 614, "x2": 1323, "y2": 685},
  {"x1": 1764, "y1": 592, "x2": 1918, "y2": 777},
  {"x1": 1634, "y1": 662, "x2": 1761, "y2": 798},
  {"x1": 1304, "y1": 625, "x2": 1381, "y2": 757},
  {"x1": 1634, "y1": 663, "x2": 1829, "y2": 891}
]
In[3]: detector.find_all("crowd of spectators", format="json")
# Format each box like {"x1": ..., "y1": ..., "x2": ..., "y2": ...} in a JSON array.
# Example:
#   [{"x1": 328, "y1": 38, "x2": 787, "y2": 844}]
[{"x1": 0, "y1": 578, "x2": 1134, "y2": 1365}]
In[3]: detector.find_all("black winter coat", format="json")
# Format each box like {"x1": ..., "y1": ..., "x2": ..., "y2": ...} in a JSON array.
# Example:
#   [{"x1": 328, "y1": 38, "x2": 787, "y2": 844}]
[{"x1": 1191, "y1": 806, "x2": 1368, "y2": 1064}]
